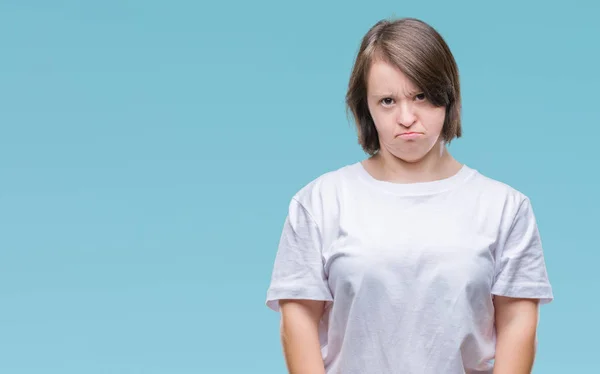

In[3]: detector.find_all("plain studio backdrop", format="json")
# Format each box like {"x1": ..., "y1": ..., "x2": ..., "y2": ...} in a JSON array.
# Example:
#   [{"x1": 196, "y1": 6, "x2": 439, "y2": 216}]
[{"x1": 1, "y1": 1, "x2": 598, "y2": 373}]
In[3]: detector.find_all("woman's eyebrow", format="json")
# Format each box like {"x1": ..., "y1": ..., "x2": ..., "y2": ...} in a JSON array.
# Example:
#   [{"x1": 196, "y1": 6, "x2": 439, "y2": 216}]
[
  {"x1": 405, "y1": 89, "x2": 423, "y2": 96},
  {"x1": 370, "y1": 90, "x2": 421, "y2": 98},
  {"x1": 370, "y1": 92, "x2": 394, "y2": 98}
]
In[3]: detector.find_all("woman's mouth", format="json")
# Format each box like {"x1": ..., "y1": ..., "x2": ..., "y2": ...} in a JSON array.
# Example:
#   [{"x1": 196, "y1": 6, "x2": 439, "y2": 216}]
[{"x1": 397, "y1": 132, "x2": 423, "y2": 140}]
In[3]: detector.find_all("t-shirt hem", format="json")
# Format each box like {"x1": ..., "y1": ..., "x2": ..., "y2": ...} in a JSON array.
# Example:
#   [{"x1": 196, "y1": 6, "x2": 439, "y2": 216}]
[
  {"x1": 491, "y1": 281, "x2": 554, "y2": 304},
  {"x1": 266, "y1": 286, "x2": 334, "y2": 312}
]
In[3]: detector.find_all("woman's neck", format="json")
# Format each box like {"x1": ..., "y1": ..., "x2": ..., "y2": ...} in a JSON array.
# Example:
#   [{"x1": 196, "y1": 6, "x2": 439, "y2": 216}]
[{"x1": 366, "y1": 142, "x2": 462, "y2": 184}]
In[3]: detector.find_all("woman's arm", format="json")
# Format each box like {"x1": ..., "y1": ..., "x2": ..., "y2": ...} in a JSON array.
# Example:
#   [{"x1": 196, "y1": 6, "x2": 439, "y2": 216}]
[
  {"x1": 279, "y1": 299, "x2": 327, "y2": 374},
  {"x1": 493, "y1": 296, "x2": 540, "y2": 374}
]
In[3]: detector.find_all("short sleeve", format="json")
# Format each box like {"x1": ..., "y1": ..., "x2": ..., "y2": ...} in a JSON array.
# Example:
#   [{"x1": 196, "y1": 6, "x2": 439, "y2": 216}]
[
  {"x1": 265, "y1": 197, "x2": 334, "y2": 312},
  {"x1": 491, "y1": 197, "x2": 553, "y2": 304}
]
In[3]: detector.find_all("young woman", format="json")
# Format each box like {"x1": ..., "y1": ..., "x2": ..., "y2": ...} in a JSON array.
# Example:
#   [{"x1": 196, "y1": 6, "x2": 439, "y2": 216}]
[{"x1": 265, "y1": 17, "x2": 553, "y2": 374}]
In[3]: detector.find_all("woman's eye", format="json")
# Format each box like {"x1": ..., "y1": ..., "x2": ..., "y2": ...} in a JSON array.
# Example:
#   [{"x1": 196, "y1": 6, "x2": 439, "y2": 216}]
[
  {"x1": 381, "y1": 98, "x2": 394, "y2": 106},
  {"x1": 415, "y1": 93, "x2": 426, "y2": 101}
]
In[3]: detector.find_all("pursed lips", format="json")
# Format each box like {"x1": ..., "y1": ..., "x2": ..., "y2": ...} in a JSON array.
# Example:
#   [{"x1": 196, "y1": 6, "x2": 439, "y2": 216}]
[{"x1": 396, "y1": 131, "x2": 424, "y2": 137}]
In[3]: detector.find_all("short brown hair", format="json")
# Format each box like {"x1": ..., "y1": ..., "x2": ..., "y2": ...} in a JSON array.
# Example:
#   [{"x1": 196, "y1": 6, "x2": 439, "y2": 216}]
[{"x1": 346, "y1": 18, "x2": 462, "y2": 155}]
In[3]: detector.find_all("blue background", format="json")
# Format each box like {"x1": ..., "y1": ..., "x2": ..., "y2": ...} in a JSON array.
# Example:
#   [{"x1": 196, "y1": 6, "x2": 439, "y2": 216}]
[{"x1": 1, "y1": 1, "x2": 597, "y2": 373}]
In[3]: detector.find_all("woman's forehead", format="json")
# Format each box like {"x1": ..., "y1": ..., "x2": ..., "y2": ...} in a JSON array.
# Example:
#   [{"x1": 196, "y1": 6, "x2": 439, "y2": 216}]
[{"x1": 367, "y1": 60, "x2": 420, "y2": 96}]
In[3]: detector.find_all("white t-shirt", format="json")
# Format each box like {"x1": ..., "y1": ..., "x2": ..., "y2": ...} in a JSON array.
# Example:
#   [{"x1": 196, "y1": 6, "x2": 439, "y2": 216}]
[{"x1": 266, "y1": 162, "x2": 553, "y2": 374}]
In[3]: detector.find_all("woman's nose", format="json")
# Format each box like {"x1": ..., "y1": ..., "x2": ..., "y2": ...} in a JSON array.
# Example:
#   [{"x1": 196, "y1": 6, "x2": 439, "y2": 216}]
[{"x1": 396, "y1": 102, "x2": 417, "y2": 128}]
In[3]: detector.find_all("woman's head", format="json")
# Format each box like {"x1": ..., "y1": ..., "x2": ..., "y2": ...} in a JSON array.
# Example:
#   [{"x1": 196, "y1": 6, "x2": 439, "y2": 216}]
[{"x1": 346, "y1": 18, "x2": 461, "y2": 162}]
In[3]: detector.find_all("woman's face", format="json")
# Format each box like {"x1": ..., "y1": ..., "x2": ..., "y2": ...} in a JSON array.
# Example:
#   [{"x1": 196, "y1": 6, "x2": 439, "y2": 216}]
[{"x1": 366, "y1": 59, "x2": 446, "y2": 163}]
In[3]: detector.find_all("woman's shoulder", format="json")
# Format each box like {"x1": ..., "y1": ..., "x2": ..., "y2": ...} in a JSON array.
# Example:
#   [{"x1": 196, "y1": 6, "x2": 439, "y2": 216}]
[
  {"x1": 289, "y1": 161, "x2": 361, "y2": 214},
  {"x1": 468, "y1": 167, "x2": 531, "y2": 207}
]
